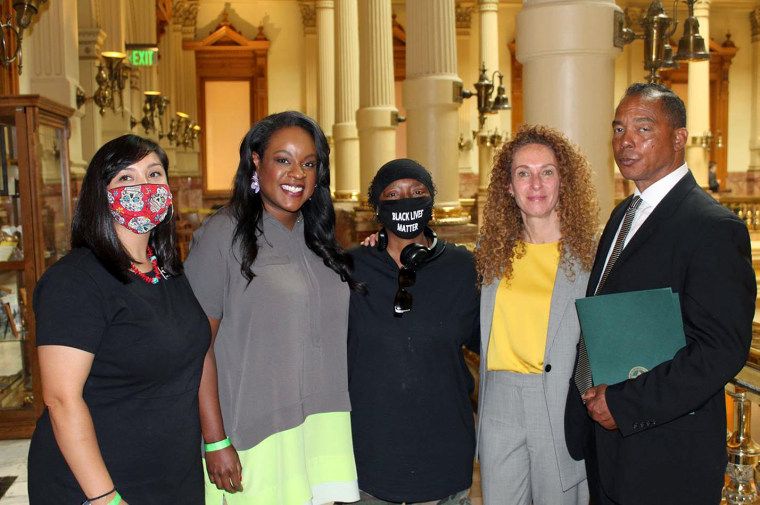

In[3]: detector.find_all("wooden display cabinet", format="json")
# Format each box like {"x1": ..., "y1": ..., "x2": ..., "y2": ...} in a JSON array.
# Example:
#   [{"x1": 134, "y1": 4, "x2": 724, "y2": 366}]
[{"x1": 0, "y1": 95, "x2": 73, "y2": 439}]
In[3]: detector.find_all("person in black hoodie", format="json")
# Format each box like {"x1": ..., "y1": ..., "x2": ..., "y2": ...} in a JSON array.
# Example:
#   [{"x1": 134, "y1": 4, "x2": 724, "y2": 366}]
[{"x1": 344, "y1": 159, "x2": 480, "y2": 505}]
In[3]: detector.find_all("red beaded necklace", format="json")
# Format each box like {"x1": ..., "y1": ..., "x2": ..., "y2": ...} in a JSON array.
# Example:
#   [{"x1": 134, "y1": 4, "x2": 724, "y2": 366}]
[{"x1": 130, "y1": 246, "x2": 161, "y2": 285}]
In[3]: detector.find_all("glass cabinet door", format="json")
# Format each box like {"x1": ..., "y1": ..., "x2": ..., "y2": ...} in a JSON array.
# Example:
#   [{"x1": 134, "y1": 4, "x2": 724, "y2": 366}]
[
  {"x1": 0, "y1": 95, "x2": 73, "y2": 437},
  {"x1": 0, "y1": 114, "x2": 31, "y2": 412},
  {"x1": 37, "y1": 124, "x2": 71, "y2": 267}
]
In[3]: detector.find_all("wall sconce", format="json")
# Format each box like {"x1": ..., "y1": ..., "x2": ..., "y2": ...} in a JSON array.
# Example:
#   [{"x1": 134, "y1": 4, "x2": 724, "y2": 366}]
[
  {"x1": 167, "y1": 112, "x2": 201, "y2": 149},
  {"x1": 140, "y1": 91, "x2": 170, "y2": 137},
  {"x1": 690, "y1": 130, "x2": 713, "y2": 149},
  {"x1": 458, "y1": 133, "x2": 473, "y2": 152},
  {"x1": 474, "y1": 129, "x2": 508, "y2": 148},
  {"x1": 0, "y1": 0, "x2": 48, "y2": 74},
  {"x1": 185, "y1": 124, "x2": 201, "y2": 150},
  {"x1": 619, "y1": 0, "x2": 710, "y2": 84},
  {"x1": 462, "y1": 63, "x2": 511, "y2": 130},
  {"x1": 76, "y1": 51, "x2": 131, "y2": 115},
  {"x1": 715, "y1": 129, "x2": 724, "y2": 149}
]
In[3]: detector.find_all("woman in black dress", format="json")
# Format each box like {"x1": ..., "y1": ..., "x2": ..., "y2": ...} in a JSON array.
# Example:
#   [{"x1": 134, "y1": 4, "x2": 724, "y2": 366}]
[{"x1": 27, "y1": 135, "x2": 210, "y2": 505}]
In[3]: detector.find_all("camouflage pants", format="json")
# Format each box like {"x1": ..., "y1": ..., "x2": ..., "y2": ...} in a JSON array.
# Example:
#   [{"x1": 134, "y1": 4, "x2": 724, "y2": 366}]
[{"x1": 344, "y1": 488, "x2": 472, "y2": 505}]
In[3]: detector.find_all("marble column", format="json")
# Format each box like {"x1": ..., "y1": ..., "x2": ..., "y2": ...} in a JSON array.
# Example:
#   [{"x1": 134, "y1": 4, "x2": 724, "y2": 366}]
[
  {"x1": 78, "y1": 28, "x2": 106, "y2": 166},
  {"x1": 126, "y1": 0, "x2": 159, "y2": 145},
  {"x1": 749, "y1": 10, "x2": 760, "y2": 175},
  {"x1": 100, "y1": 0, "x2": 132, "y2": 142},
  {"x1": 517, "y1": 0, "x2": 621, "y2": 216},
  {"x1": 685, "y1": 0, "x2": 711, "y2": 187},
  {"x1": 177, "y1": 4, "x2": 201, "y2": 177},
  {"x1": 157, "y1": 14, "x2": 186, "y2": 169},
  {"x1": 128, "y1": 0, "x2": 159, "y2": 93},
  {"x1": 404, "y1": 0, "x2": 466, "y2": 217},
  {"x1": 334, "y1": 0, "x2": 360, "y2": 201},
  {"x1": 301, "y1": 3, "x2": 318, "y2": 120},
  {"x1": 455, "y1": 3, "x2": 473, "y2": 176},
  {"x1": 356, "y1": 0, "x2": 397, "y2": 199},
  {"x1": 23, "y1": 0, "x2": 86, "y2": 170},
  {"x1": 316, "y1": 0, "x2": 336, "y2": 192},
  {"x1": 477, "y1": 0, "x2": 500, "y2": 227}
]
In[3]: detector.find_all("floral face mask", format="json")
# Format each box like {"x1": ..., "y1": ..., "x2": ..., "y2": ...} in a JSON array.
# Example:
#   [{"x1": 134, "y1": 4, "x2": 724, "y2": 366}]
[{"x1": 107, "y1": 183, "x2": 173, "y2": 234}]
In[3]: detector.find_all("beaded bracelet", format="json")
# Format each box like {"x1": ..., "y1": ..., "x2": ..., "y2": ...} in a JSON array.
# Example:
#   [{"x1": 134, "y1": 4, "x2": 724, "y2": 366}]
[{"x1": 204, "y1": 437, "x2": 232, "y2": 452}]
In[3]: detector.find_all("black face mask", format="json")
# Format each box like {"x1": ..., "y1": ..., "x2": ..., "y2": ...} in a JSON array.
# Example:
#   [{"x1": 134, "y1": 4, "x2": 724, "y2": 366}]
[{"x1": 376, "y1": 197, "x2": 433, "y2": 239}]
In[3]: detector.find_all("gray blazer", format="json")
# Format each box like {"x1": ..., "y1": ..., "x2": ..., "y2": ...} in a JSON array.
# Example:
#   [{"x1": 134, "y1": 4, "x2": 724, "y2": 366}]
[{"x1": 477, "y1": 261, "x2": 588, "y2": 491}]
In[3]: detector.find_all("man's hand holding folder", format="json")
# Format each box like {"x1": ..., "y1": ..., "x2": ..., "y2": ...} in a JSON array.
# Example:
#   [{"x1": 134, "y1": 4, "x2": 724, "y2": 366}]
[
  {"x1": 575, "y1": 288, "x2": 687, "y2": 430},
  {"x1": 576, "y1": 287, "x2": 687, "y2": 387}
]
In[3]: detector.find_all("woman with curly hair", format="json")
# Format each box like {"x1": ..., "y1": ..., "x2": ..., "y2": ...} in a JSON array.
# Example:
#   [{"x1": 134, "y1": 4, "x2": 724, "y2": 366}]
[{"x1": 475, "y1": 124, "x2": 599, "y2": 505}]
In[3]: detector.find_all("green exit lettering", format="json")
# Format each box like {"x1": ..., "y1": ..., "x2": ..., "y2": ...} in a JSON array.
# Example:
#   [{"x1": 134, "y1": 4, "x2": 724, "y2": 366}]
[{"x1": 131, "y1": 50, "x2": 154, "y2": 66}]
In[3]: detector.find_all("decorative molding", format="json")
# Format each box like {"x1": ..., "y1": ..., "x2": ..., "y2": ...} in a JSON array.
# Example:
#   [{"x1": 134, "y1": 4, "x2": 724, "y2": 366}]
[
  {"x1": 156, "y1": 0, "x2": 172, "y2": 40},
  {"x1": 78, "y1": 27, "x2": 107, "y2": 60},
  {"x1": 301, "y1": 1, "x2": 317, "y2": 35},
  {"x1": 751, "y1": 9, "x2": 760, "y2": 39},
  {"x1": 722, "y1": 31, "x2": 736, "y2": 48},
  {"x1": 94, "y1": 0, "x2": 104, "y2": 29},
  {"x1": 183, "y1": 0, "x2": 199, "y2": 30},
  {"x1": 183, "y1": 1, "x2": 199, "y2": 41},
  {"x1": 624, "y1": 7, "x2": 644, "y2": 31},
  {"x1": 456, "y1": 2, "x2": 473, "y2": 30}
]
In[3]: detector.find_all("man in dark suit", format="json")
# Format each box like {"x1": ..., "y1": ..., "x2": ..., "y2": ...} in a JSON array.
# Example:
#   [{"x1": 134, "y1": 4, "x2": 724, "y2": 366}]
[{"x1": 565, "y1": 82, "x2": 756, "y2": 505}]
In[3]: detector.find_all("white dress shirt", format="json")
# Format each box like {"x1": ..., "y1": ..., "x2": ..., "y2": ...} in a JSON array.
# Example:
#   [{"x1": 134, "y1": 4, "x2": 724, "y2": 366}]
[{"x1": 596, "y1": 163, "x2": 690, "y2": 291}]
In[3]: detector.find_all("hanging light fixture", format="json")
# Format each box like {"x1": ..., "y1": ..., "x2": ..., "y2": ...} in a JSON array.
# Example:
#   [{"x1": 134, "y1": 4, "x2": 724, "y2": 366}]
[
  {"x1": 0, "y1": 0, "x2": 48, "y2": 74},
  {"x1": 619, "y1": 0, "x2": 711, "y2": 84},
  {"x1": 673, "y1": 0, "x2": 710, "y2": 62}
]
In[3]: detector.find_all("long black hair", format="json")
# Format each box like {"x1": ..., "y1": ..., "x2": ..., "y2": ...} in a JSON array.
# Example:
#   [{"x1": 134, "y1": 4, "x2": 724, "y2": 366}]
[
  {"x1": 229, "y1": 111, "x2": 360, "y2": 291},
  {"x1": 71, "y1": 134, "x2": 181, "y2": 282}
]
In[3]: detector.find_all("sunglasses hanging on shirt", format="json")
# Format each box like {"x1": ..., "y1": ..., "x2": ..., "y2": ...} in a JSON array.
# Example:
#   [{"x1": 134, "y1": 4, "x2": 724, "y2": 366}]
[
  {"x1": 391, "y1": 229, "x2": 443, "y2": 316},
  {"x1": 394, "y1": 267, "x2": 415, "y2": 315}
]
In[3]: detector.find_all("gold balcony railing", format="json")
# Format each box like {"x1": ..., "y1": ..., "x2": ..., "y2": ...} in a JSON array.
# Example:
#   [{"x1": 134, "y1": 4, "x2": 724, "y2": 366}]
[{"x1": 718, "y1": 196, "x2": 760, "y2": 231}]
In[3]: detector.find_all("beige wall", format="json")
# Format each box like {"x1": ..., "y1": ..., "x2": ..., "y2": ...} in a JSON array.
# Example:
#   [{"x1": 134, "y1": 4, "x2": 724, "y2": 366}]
[{"x1": 711, "y1": 8, "x2": 752, "y2": 174}]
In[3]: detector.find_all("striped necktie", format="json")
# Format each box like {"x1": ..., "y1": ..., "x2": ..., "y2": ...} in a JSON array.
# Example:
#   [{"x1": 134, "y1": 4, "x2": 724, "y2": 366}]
[{"x1": 573, "y1": 195, "x2": 643, "y2": 397}]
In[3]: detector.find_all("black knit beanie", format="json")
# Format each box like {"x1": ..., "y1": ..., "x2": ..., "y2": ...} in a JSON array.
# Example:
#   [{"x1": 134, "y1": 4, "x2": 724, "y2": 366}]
[{"x1": 368, "y1": 158, "x2": 436, "y2": 208}]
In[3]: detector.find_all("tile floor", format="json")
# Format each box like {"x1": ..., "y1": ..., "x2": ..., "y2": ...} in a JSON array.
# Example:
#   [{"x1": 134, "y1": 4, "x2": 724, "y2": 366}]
[
  {"x1": 0, "y1": 439, "x2": 28, "y2": 505},
  {"x1": 0, "y1": 438, "x2": 481, "y2": 505}
]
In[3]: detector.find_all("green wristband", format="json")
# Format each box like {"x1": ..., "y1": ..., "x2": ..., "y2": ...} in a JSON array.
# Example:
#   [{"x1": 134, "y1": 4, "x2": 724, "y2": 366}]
[
  {"x1": 107, "y1": 491, "x2": 121, "y2": 505},
  {"x1": 205, "y1": 437, "x2": 231, "y2": 452}
]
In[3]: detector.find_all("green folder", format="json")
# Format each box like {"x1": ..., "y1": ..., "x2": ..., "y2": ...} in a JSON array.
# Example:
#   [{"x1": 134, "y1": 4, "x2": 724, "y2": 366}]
[{"x1": 576, "y1": 287, "x2": 686, "y2": 386}]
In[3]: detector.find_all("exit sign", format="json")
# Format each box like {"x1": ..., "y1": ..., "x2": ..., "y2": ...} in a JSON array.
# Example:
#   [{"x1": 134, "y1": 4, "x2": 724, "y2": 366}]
[{"x1": 130, "y1": 50, "x2": 156, "y2": 66}]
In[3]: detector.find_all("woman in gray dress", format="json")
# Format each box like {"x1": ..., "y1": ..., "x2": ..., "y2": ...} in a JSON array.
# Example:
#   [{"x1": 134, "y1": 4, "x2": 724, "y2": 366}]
[{"x1": 184, "y1": 111, "x2": 362, "y2": 505}]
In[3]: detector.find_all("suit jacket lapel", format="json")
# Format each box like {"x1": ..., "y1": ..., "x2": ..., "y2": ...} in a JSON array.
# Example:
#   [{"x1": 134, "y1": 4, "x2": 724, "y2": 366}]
[
  {"x1": 545, "y1": 264, "x2": 574, "y2": 356},
  {"x1": 480, "y1": 279, "x2": 499, "y2": 364},
  {"x1": 597, "y1": 171, "x2": 698, "y2": 292},
  {"x1": 588, "y1": 196, "x2": 630, "y2": 296}
]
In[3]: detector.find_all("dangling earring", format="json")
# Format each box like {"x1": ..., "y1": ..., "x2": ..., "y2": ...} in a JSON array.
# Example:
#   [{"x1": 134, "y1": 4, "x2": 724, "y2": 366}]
[{"x1": 250, "y1": 172, "x2": 260, "y2": 193}]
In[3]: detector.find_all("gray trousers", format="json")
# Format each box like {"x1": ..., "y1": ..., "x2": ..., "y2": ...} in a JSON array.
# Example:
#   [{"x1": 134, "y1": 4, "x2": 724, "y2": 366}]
[{"x1": 479, "y1": 371, "x2": 589, "y2": 505}]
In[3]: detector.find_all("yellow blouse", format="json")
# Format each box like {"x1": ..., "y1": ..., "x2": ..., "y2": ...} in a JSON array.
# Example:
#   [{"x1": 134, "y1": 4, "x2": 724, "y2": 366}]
[{"x1": 487, "y1": 242, "x2": 560, "y2": 373}]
